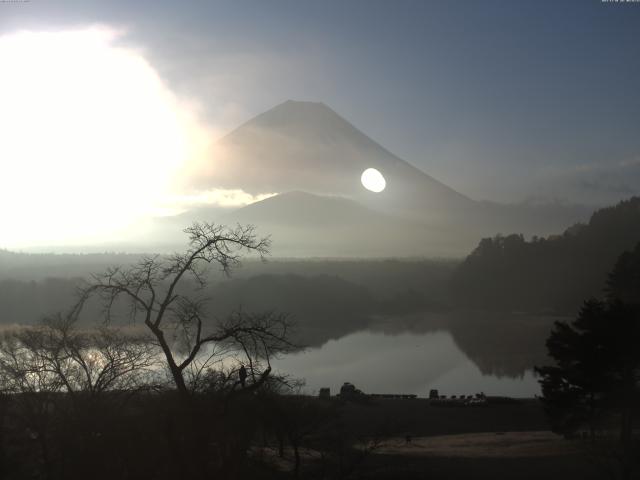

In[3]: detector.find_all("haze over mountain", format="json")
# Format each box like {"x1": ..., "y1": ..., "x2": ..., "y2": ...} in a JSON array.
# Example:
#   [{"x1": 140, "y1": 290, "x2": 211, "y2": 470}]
[{"x1": 166, "y1": 100, "x2": 592, "y2": 257}]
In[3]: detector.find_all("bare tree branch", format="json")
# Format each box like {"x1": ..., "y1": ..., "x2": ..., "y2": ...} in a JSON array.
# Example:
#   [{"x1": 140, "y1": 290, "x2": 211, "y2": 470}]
[{"x1": 68, "y1": 222, "x2": 288, "y2": 398}]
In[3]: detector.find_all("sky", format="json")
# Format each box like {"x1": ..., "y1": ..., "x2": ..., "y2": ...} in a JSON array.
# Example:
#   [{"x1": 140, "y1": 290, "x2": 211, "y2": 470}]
[{"x1": 1, "y1": 0, "x2": 639, "y2": 218}]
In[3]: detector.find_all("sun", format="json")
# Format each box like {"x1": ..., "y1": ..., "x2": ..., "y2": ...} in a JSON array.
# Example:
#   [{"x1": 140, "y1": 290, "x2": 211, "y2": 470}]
[
  {"x1": 0, "y1": 27, "x2": 205, "y2": 249},
  {"x1": 360, "y1": 168, "x2": 386, "y2": 193}
]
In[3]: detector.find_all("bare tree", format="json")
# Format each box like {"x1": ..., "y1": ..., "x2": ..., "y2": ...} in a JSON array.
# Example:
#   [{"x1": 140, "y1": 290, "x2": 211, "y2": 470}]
[
  {"x1": 0, "y1": 326, "x2": 61, "y2": 479},
  {"x1": 43, "y1": 315, "x2": 158, "y2": 396},
  {"x1": 72, "y1": 223, "x2": 295, "y2": 397},
  {"x1": 0, "y1": 319, "x2": 159, "y2": 408},
  {"x1": 0, "y1": 319, "x2": 162, "y2": 479}
]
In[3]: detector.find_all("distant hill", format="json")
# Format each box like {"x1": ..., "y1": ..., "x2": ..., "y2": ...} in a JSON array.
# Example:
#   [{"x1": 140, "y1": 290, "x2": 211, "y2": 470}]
[
  {"x1": 450, "y1": 197, "x2": 640, "y2": 313},
  {"x1": 146, "y1": 190, "x2": 481, "y2": 257},
  {"x1": 0, "y1": 249, "x2": 143, "y2": 280},
  {"x1": 218, "y1": 191, "x2": 477, "y2": 257},
  {"x1": 227, "y1": 190, "x2": 390, "y2": 227}
]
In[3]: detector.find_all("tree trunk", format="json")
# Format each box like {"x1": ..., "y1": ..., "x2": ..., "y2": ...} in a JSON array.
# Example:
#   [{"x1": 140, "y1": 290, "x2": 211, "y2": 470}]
[
  {"x1": 293, "y1": 441, "x2": 301, "y2": 478},
  {"x1": 150, "y1": 325, "x2": 189, "y2": 396},
  {"x1": 278, "y1": 434, "x2": 284, "y2": 458},
  {"x1": 619, "y1": 368, "x2": 635, "y2": 480}
]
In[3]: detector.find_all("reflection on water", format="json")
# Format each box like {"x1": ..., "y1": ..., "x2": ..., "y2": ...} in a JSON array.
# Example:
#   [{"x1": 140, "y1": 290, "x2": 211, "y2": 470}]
[{"x1": 275, "y1": 329, "x2": 541, "y2": 398}]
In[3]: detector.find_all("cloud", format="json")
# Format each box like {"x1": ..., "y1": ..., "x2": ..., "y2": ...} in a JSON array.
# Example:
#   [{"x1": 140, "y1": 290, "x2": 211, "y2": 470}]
[
  {"x1": 535, "y1": 158, "x2": 640, "y2": 206},
  {"x1": 578, "y1": 179, "x2": 635, "y2": 195},
  {"x1": 155, "y1": 188, "x2": 278, "y2": 216}
]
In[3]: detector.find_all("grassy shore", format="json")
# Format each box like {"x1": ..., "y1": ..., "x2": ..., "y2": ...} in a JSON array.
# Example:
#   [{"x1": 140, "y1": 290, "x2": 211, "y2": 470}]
[
  {"x1": 261, "y1": 397, "x2": 604, "y2": 479},
  {"x1": 339, "y1": 397, "x2": 550, "y2": 437}
]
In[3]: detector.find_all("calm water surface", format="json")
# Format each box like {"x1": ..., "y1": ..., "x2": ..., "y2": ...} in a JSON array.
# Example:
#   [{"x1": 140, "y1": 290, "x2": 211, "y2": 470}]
[{"x1": 275, "y1": 329, "x2": 540, "y2": 398}]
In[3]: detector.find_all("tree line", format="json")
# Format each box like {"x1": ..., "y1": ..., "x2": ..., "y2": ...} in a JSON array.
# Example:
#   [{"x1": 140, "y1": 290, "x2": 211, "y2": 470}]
[{"x1": 451, "y1": 197, "x2": 640, "y2": 313}]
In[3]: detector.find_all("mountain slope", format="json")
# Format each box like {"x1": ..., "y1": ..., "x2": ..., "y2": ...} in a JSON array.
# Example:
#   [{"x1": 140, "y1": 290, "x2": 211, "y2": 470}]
[{"x1": 202, "y1": 100, "x2": 474, "y2": 222}]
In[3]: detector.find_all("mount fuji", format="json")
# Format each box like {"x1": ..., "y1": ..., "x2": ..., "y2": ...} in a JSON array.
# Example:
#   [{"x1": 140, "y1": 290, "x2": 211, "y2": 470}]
[{"x1": 162, "y1": 100, "x2": 591, "y2": 257}]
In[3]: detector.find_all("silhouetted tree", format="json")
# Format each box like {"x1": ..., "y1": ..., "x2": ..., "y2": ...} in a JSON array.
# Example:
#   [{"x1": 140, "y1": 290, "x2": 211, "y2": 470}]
[
  {"x1": 261, "y1": 392, "x2": 332, "y2": 477},
  {"x1": 69, "y1": 222, "x2": 296, "y2": 478},
  {"x1": 0, "y1": 318, "x2": 158, "y2": 479},
  {"x1": 536, "y1": 243, "x2": 640, "y2": 478},
  {"x1": 607, "y1": 242, "x2": 640, "y2": 306},
  {"x1": 535, "y1": 299, "x2": 617, "y2": 437},
  {"x1": 604, "y1": 242, "x2": 640, "y2": 465},
  {"x1": 72, "y1": 223, "x2": 294, "y2": 397}
]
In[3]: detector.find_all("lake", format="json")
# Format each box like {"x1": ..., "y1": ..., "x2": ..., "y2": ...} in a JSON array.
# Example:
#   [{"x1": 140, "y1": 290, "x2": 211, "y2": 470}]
[{"x1": 275, "y1": 329, "x2": 541, "y2": 399}]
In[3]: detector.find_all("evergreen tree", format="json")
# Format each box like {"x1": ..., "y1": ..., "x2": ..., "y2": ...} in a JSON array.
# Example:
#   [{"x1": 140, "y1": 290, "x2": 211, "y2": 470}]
[{"x1": 536, "y1": 243, "x2": 640, "y2": 477}]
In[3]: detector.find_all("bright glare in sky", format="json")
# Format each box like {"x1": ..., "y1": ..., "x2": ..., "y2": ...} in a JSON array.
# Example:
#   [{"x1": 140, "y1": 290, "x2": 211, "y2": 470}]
[
  {"x1": 0, "y1": 28, "x2": 205, "y2": 248},
  {"x1": 360, "y1": 168, "x2": 386, "y2": 193}
]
